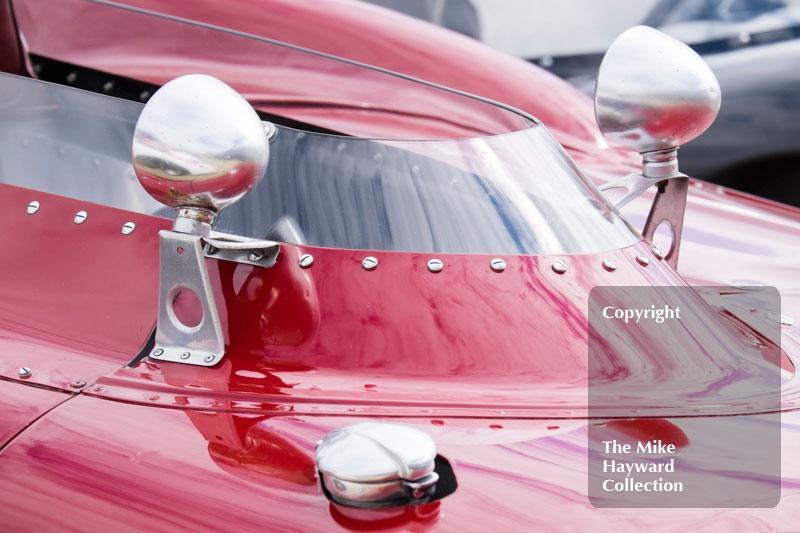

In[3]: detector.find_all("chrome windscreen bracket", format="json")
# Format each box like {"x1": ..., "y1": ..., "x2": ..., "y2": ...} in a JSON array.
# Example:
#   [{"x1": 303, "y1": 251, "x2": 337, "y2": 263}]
[
  {"x1": 152, "y1": 230, "x2": 225, "y2": 367},
  {"x1": 150, "y1": 228, "x2": 280, "y2": 367}
]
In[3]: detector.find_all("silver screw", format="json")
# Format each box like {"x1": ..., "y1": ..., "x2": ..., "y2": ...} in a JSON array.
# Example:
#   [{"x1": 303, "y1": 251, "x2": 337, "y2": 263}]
[
  {"x1": 490, "y1": 258, "x2": 506, "y2": 272},
  {"x1": 18, "y1": 367, "x2": 32, "y2": 378},
  {"x1": 204, "y1": 354, "x2": 216, "y2": 363},
  {"x1": 152, "y1": 348, "x2": 164, "y2": 357},
  {"x1": 652, "y1": 243, "x2": 664, "y2": 259},
  {"x1": 427, "y1": 259, "x2": 444, "y2": 272},
  {"x1": 121, "y1": 222, "x2": 136, "y2": 235},
  {"x1": 73, "y1": 210, "x2": 87, "y2": 224},
  {"x1": 26, "y1": 200, "x2": 40, "y2": 214},
  {"x1": 602, "y1": 259, "x2": 617, "y2": 272},
  {"x1": 551, "y1": 260, "x2": 567, "y2": 274},
  {"x1": 70, "y1": 379, "x2": 87, "y2": 389},
  {"x1": 362, "y1": 256, "x2": 378, "y2": 270},
  {"x1": 298, "y1": 254, "x2": 314, "y2": 268},
  {"x1": 635, "y1": 254, "x2": 650, "y2": 266},
  {"x1": 767, "y1": 312, "x2": 795, "y2": 326},
  {"x1": 249, "y1": 250, "x2": 265, "y2": 262},
  {"x1": 180, "y1": 352, "x2": 191, "y2": 360}
]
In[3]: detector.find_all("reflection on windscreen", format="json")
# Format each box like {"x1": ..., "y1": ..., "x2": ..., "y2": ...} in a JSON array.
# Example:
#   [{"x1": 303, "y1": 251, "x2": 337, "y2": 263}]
[{"x1": 0, "y1": 74, "x2": 638, "y2": 255}]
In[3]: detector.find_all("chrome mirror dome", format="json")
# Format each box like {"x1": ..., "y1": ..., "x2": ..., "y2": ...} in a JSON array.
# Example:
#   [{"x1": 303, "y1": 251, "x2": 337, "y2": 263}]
[
  {"x1": 595, "y1": 25, "x2": 721, "y2": 155},
  {"x1": 132, "y1": 74, "x2": 269, "y2": 220}
]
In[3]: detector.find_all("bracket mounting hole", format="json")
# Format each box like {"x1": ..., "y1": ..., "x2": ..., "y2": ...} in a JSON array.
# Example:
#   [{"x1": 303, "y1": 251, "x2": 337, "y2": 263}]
[{"x1": 171, "y1": 288, "x2": 203, "y2": 329}]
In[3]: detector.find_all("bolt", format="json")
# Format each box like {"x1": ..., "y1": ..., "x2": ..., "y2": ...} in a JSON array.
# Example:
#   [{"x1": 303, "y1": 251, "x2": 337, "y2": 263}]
[
  {"x1": 18, "y1": 367, "x2": 32, "y2": 378},
  {"x1": 652, "y1": 243, "x2": 664, "y2": 259},
  {"x1": 298, "y1": 254, "x2": 314, "y2": 268},
  {"x1": 66, "y1": 72, "x2": 77, "y2": 83},
  {"x1": 362, "y1": 256, "x2": 378, "y2": 270},
  {"x1": 249, "y1": 250, "x2": 265, "y2": 262},
  {"x1": 635, "y1": 254, "x2": 650, "y2": 266},
  {"x1": 26, "y1": 200, "x2": 40, "y2": 214},
  {"x1": 427, "y1": 259, "x2": 444, "y2": 273},
  {"x1": 551, "y1": 260, "x2": 567, "y2": 274},
  {"x1": 204, "y1": 354, "x2": 216, "y2": 364},
  {"x1": 180, "y1": 352, "x2": 191, "y2": 360},
  {"x1": 490, "y1": 258, "x2": 506, "y2": 272},
  {"x1": 139, "y1": 90, "x2": 151, "y2": 102},
  {"x1": 121, "y1": 221, "x2": 136, "y2": 235},
  {"x1": 70, "y1": 379, "x2": 87, "y2": 389},
  {"x1": 602, "y1": 259, "x2": 617, "y2": 272},
  {"x1": 103, "y1": 80, "x2": 114, "y2": 93},
  {"x1": 73, "y1": 210, "x2": 87, "y2": 224},
  {"x1": 152, "y1": 348, "x2": 164, "y2": 357}
]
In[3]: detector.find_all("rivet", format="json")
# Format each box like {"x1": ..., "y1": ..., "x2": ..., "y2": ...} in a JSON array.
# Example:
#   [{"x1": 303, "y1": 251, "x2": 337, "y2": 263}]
[
  {"x1": 18, "y1": 367, "x2": 32, "y2": 378},
  {"x1": 26, "y1": 200, "x2": 40, "y2": 214},
  {"x1": 551, "y1": 260, "x2": 567, "y2": 274},
  {"x1": 602, "y1": 259, "x2": 617, "y2": 272},
  {"x1": 767, "y1": 312, "x2": 795, "y2": 326},
  {"x1": 139, "y1": 90, "x2": 151, "y2": 102},
  {"x1": 121, "y1": 221, "x2": 136, "y2": 235},
  {"x1": 204, "y1": 354, "x2": 216, "y2": 363},
  {"x1": 362, "y1": 256, "x2": 378, "y2": 270},
  {"x1": 180, "y1": 352, "x2": 191, "y2": 360},
  {"x1": 298, "y1": 254, "x2": 314, "y2": 268},
  {"x1": 70, "y1": 379, "x2": 87, "y2": 389},
  {"x1": 652, "y1": 243, "x2": 664, "y2": 259},
  {"x1": 635, "y1": 254, "x2": 650, "y2": 266},
  {"x1": 249, "y1": 250, "x2": 265, "y2": 262},
  {"x1": 490, "y1": 258, "x2": 506, "y2": 272},
  {"x1": 102, "y1": 80, "x2": 114, "y2": 93},
  {"x1": 152, "y1": 348, "x2": 164, "y2": 357},
  {"x1": 427, "y1": 258, "x2": 444, "y2": 272},
  {"x1": 73, "y1": 210, "x2": 87, "y2": 224},
  {"x1": 66, "y1": 72, "x2": 77, "y2": 83}
]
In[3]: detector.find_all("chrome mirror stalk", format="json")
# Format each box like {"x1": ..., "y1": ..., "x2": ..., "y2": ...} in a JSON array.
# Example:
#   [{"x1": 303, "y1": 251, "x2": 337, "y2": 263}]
[
  {"x1": 132, "y1": 74, "x2": 278, "y2": 366},
  {"x1": 594, "y1": 26, "x2": 721, "y2": 269}
]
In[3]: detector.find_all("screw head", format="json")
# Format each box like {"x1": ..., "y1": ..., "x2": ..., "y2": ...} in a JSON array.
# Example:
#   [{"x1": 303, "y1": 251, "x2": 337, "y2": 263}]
[
  {"x1": 204, "y1": 354, "x2": 216, "y2": 363},
  {"x1": 249, "y1": 250, "x2": 265, "y2": 262},
  {"x1": 362, "y1": 256, "x2": 378, "y2": 271},
  {"x1": 18, "y1": 367, "x2": 32, "y2": 378},
  {"x1": 652, "y1": 243, "x2": 664, "y2": 259},
  {"x1": 26, "y1": 200, "x2": 40, "y2": 214},
  {"x1": 103, "y1": 80, "x2": 114, "y2": 93},
  {"x1": 427, "y1": 258, "x2": 444, "y2": 272},
  {"x1": 70, "y1": 379, "x2": 87, "y2": 389},
  {"x1": 152, "y1": 348, "x2": 164, "y2": 357},
  {"x1": 121, "y1": 221, "x2": 136, "y2": 235},
  {"x1": 767, "y1": 312, "x2": 795, "y2": 326},
  {"x1": 66, "y1": 71, "x2": 77, "y2": 83},
  {"x1": 635, "y1": 254, "x2": 650, "y2": 266},
  {"x1": 602, "y1": 259, "x2": 617, "y2": 272},
  {"x1": 180, "y1": 352, "x2": 191, "y2": 360},
  {"x1": 551, "y1": 260, "x2": 567, "y2": 274},
  {"x1": 73, "y1": 210, "x2": 88, "y2": 224},
  {"x1": 490, "y1": 258, "x2": 506, "y2": 272},
  {"x1": 298, "y1": 253, "x2": 314, "y2": 268}
]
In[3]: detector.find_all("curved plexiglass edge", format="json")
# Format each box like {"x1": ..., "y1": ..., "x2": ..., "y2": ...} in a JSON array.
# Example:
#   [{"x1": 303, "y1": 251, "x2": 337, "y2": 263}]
[
  {"x1": 13, "y1": 0, "x2": 535, "y2": 141},
  {"x1": 0, "y1": 72, "x2": 638, "y2": 255}
]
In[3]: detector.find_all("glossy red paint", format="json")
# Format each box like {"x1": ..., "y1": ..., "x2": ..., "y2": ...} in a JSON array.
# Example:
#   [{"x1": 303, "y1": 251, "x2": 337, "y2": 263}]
[
  {"x1": 0, "y1": 379, "x2": 70, "y2": 447},
  {"x1": 0, "y1": 395, "x2": 797, "y2": 531},
  {"x1": 11, "y1": 0, "x2": 629, "y2": 161},
  {"x1": 0, "y1": 184, "x2": 168, "y2": 390}
]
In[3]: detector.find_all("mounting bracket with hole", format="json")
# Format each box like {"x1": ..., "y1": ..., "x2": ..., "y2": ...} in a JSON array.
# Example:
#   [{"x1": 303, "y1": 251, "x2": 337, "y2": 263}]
[{"x1": 149, "y1": 229, "x2": 280, "y2": 367}]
